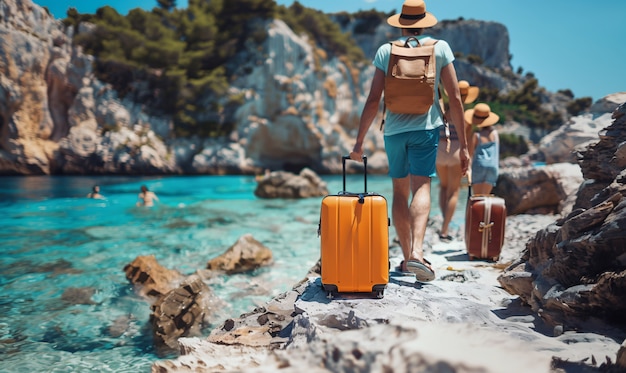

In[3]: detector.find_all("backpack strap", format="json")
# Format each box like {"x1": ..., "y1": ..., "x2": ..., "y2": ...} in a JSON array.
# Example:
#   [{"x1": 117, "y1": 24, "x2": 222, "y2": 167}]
[
  {"x1": 435, "y1": 84, "x2": 450, "y2": 151},
  {"x1": 401, "y1": 37, "x2": 438, "y2": 48},
  {"x1": 380, "y1": 105, "x2": 386, "y2": 131}
]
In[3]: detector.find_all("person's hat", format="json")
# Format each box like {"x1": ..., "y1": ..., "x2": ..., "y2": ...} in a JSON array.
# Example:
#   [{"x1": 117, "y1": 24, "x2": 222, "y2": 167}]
[
  {"x1": 464, "y1": 103, "x2": 500, "y2": 127},
  {"x1": 443, "y1": 80, "x2": 480, "y2": 104},
  {"x1": 387, "y1": 0, "x2": 438, "y2": 29},
  {"x1": 459, "y1": 80, "x2": 479, "y2": 104}
]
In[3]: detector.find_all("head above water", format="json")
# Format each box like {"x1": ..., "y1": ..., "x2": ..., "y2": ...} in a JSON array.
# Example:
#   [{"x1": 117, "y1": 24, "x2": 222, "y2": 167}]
[
  {"x1": 141, "y1": 185, "x2": 148, "y2": 193},
  {"x1": 387, "y1": 0, "x2": 438, "y2": 29}
]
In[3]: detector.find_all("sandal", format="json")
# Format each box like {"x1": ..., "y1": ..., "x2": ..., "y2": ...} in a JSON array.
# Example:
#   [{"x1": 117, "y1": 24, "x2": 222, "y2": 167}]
[
  {"x1": 406, "y1": 258, "x2": 436, "y2": 282},
  {"x1": 438, "y1": 232, "x2": 453, "y2": 242},
  {"x1": 393, "y1": 260, "x2": 414, "y2": 276}
]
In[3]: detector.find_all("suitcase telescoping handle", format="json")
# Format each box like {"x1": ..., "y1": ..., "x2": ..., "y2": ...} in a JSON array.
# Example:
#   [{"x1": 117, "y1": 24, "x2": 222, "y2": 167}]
[{"x1": 342, "y1": 155, "x2": 367, "y2": 193}]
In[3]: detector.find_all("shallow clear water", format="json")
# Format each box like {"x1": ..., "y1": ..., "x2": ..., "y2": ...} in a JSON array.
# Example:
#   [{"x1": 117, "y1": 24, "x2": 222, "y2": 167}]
[{"x1": 0, "y1": 174, "x2": 466, "y2": 372}]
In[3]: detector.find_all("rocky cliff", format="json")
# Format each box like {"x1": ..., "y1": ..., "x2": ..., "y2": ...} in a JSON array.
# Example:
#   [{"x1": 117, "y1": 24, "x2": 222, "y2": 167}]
[
  {"x1": 0, "y1": 0, "x2": 587, "y2": 175},
  {"x1": 499, "y1": 101, "x2": 626, "y2": 326},
  {"x1": 0, "y1": 0, "x2": 177, "y2": 175}
]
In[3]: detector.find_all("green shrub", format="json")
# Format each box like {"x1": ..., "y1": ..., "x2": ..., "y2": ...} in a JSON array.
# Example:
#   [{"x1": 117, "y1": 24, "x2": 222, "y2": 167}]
[
  {"x1": 557, "y1": 89, "x2": 574, "y2": 99},
  {"x1": 67, "y1": 0, "x2": 276, "y2": 137},
  {"x1": 499, "y1": 133, "x2": 529, "y2": 158},
  {"x1": 276, "y1": 2, "x2": 365, "y2": 63},
  {"x1": 475, "y1": 79, "x2": 566, "y2": 133},
  {"x1": 467, "y1": 54, "x2": 483, "y2": 65},
  {"x1": 566, "y1": 97, "x2": 593, "y2": 116},
  {"x1": 352, "y1": 9, "x2": 385, "y2": 35}
]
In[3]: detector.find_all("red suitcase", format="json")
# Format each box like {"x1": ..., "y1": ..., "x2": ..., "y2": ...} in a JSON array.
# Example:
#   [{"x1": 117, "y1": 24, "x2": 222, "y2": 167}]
[
  {"x1": 318, "y1": 155, "x2": 389, "y2": 299},
  {"x1": 465, "y1": 194, "x2": 506, "y2": 261}
]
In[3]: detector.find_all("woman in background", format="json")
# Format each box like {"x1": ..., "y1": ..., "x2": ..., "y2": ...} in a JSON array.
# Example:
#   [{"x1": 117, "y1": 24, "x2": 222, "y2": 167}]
[
  {"x1": 435, "y1": 80, "x2": 479, "y2": 241},
  {"x1": 466, "y1": 103, "x2": 500, "y2": 195}
]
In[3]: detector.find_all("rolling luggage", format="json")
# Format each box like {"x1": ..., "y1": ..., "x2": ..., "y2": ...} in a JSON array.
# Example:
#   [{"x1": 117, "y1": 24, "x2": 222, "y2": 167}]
[
  {"x1": 318, "y1": 155, "x2": 389, "y2": 299},
  {"x1": 465, "y1": 194, "x2": 506, "y2": 261}
]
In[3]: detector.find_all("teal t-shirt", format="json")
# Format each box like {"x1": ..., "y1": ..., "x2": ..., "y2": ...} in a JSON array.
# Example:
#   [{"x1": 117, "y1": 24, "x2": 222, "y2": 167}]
[{"x1": 374, "y1": 35, "x2": 455, "y2": 136}]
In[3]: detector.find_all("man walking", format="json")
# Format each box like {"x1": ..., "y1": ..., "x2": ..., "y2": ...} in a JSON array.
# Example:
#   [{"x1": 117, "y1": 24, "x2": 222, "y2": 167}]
[{"x1": 350, "y1": 0, "x2": 469, "y2": 281}]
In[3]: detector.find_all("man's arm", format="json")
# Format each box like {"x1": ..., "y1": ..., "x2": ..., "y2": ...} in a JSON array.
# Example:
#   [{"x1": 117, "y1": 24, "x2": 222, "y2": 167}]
[{"x1": 350, "y1": 68, "x2": 385, "y2": 162}]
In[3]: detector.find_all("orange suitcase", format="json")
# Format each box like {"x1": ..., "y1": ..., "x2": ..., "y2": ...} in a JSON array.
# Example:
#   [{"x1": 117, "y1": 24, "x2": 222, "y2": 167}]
[
  {"x1": 465, "y1": 194, "x2": 506, "y2": 261},
  {"x1": 319, "y1": 156, "x2": 389, "y2": 299}
]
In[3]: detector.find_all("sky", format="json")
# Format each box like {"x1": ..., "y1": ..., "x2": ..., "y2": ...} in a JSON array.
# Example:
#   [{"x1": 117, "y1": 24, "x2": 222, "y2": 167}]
[{"x1": 36, "y1": 0, "x2": 625, "y2": 102}]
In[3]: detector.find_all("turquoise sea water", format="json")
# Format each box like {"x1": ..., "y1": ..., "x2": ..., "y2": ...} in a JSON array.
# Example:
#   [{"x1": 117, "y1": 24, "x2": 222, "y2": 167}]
[{"x1": 0, "y1": 174, "x2": 466, "y2": 372}]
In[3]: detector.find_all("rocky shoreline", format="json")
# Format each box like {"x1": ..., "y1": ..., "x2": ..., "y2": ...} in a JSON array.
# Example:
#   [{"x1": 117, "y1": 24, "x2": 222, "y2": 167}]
[
  {"x1": 150, "y1": 213, "x2": 625, "y2": 373},
  {"x1": 144, "y1": 102, "x2": 626, "y2": 372}
]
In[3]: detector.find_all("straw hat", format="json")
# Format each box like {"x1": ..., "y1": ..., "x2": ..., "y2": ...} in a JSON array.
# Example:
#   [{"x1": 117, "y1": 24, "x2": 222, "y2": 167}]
[
  {"x1": 387, "y1": 0, "x2": 438, "y2": 29},
  {"x1": 443, "y1": 80, "x2": 480, "y2": 104},
  {"x1": 459, "y1": 80, "x2": 479, "y2": 104},
  {"x1": 464, "y1": 103, "x2": 500, "y2": 128}
]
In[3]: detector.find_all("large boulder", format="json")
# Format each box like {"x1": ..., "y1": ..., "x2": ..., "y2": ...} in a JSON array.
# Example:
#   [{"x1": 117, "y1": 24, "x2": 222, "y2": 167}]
[
  {"x1": 254, "y1": 168, "x2": 328, "y2": 199},
  {"x1": 492, "y1": 163, "x2": 583, "y2": 215},
  {"x1": 124, "y1": 257, "x2": 218, "y2": 350},
  {"x1": 498, "y1": 102, "x2": 626, "y2": 326},
  {"x1": 525, "y1": 113, "x2": 609, "y2": 165},
  {"x1": 123, "y1": 255, "x2": 183, "y2": 299},
  {"x1": 150, "y1": 275, "x2": 213, "y2": 349},
  {"x1": 206, "y1": 234, "x2": 274, "y2": 274}
]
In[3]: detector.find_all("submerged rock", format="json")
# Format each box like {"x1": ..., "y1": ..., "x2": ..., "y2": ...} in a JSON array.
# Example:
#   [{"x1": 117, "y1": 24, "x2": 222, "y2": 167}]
[
  {"x1": 60, "y1": 287, "x2": 97, "y2": 305},
  {"x1": 206, "y1": 234, "x2": 274, "y2": 274}
]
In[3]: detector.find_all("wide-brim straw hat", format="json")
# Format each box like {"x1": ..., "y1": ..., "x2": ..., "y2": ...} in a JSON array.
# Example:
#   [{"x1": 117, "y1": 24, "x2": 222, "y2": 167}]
[
  {"x1": 459, "y1": 80, "x2": 479, "y2": 104},
  {"x1": 464, "y1": 103, "x2": 500, "y2": 127},
  {"x1": 387, "y1": 0, "x2": 438, "y2": 29},
  {"x1": 443, "y1": 80, "x2": 480, "y2": 104}
]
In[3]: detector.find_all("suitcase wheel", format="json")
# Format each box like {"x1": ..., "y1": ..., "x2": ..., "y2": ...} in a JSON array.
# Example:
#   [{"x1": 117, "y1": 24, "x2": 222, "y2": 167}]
[
  {"x1": 373, "y1": 285, "x2": 386, "y2": 299},
  {"x1": 323, "y1": 284, "x2": 338, "y2": 300},
  {"x1": 467, "y1": 254, "x2": 499, "y2": 262}
]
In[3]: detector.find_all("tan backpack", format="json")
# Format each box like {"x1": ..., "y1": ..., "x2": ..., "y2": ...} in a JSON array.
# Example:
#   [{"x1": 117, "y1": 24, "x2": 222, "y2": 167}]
[
  {"x1": 380, "y1": 37, "x2": 449, "y2": 148},
  {"x1": 384, "y1": 37, "x2": 438, "y2": 115}
]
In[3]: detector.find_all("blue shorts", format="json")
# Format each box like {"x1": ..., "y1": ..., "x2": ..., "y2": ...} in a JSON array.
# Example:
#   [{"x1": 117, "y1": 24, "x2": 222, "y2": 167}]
[
  {"x1": 471, "y1": 164, "x2": 498, "y2": 185},
  {"x1": 384, "y1": 129, "x2": 439, "y2": 178}
]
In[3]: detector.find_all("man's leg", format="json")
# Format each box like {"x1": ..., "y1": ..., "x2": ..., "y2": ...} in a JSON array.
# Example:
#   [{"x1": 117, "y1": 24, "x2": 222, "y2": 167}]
[
  {"x1": 391, "y1": 176, "x2": 411, "y2": 269},
  {"x1": 408, "y1": 174, "x2": 432, "y2": 267}
]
